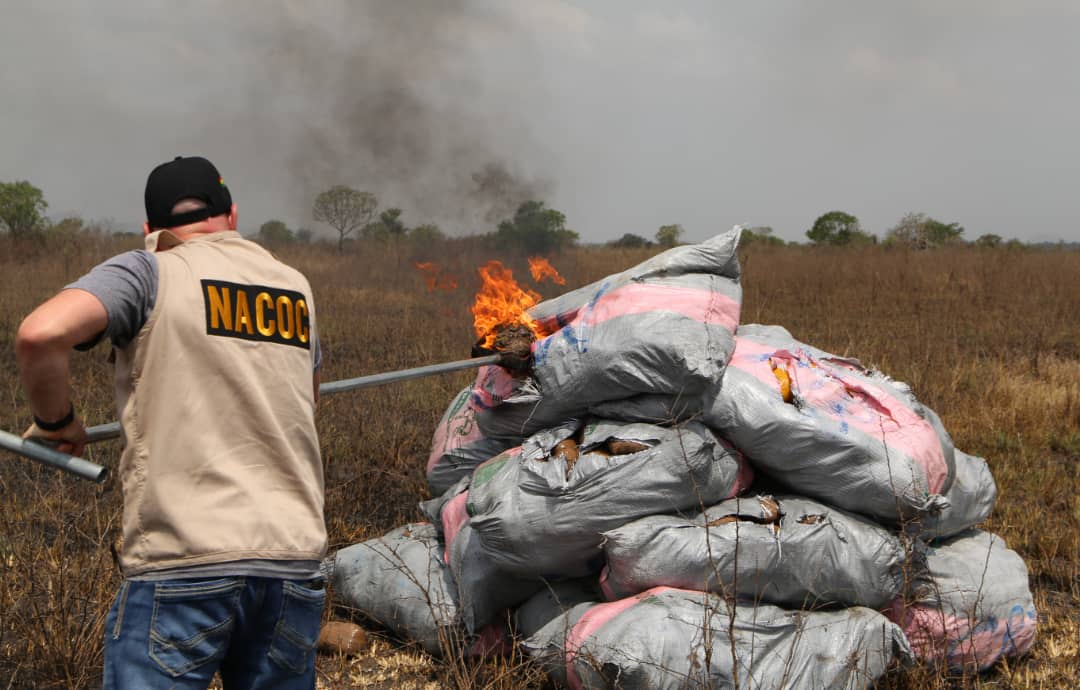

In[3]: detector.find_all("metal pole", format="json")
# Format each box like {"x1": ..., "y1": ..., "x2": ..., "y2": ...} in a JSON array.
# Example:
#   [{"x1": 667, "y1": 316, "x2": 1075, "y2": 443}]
[
  {"x1": 78, "y1": 353, "x2": 503, "y2": 444},
  {"x1": 0, "y1": 428, "x2": 109, "y2": 483},
  {"x1": 319, "y1": 354, "x2": 500, "y2": 395}
]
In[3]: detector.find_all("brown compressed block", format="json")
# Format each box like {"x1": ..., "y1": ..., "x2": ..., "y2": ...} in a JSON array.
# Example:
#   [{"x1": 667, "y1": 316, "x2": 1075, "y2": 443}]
[
  {"x1": 759, "y1": 497, "x2": 781, "y2": 523},
  {"x1": 606, "y1": 440, "x2": 650, "y2": 455},
  {"x1": 317, "y1": 621, "x2": 368, "y2": 656},
  {"x1": 554, "y1": 437, "x2": 582, "y2": 479},
  {"x1": 552, "y1": 438, "x2": 580, "y2": 463}
]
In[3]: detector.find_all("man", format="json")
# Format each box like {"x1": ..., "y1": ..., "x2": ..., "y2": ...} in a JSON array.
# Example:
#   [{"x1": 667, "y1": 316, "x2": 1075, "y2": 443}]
[{"x1": 15, "y1": 156, "x2": 327, "y2": 689}]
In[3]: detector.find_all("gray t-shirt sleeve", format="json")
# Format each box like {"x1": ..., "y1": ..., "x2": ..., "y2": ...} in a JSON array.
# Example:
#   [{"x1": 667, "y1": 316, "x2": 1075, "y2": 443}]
[{"x1": 65, "y1": 249, "x2": 158, "y2": 350}]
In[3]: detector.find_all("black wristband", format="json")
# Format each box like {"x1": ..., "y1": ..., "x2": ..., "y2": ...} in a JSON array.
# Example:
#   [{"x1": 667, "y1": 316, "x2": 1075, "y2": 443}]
[{"x1": 34, "y1": 405, "x2": 76, "y2": 432}]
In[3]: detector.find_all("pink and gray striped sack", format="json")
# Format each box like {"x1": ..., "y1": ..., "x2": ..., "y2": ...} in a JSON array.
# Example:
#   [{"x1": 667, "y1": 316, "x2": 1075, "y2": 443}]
[
  {"x1": 594, "y1": 323, "x2": 964, "y2": 524},
  {"x1": 886, "y1": 529, "x2": 1037, "y2": 671}
]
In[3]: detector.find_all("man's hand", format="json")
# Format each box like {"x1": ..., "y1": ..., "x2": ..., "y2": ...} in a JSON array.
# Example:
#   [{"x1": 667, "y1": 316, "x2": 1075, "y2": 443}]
[{"x1": 23, "y1": 415, "x2": 89, "y2": 457}]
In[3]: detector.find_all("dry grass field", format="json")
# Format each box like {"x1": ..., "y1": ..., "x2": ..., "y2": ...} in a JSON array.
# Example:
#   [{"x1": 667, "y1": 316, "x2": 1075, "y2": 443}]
[{"x1": 1, "y1": 233, "x2": 1077, "y2": 688}]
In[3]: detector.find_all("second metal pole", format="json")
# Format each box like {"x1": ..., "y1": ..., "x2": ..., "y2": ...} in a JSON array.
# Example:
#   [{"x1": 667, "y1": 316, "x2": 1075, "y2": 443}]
[{"x1": 0, "y1": 428, "x2": 109, "y2": 483}]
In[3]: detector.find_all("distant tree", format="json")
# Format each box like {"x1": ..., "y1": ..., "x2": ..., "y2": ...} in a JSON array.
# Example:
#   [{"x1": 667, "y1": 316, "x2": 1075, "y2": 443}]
[
  {"x1": 925, "y1": 219, "x2": 964, "y2": 246},
  {"x1": 312, "y1": 185, "x2": 378, "y2": 253},
  {"x1": 409, "y1": 223, "x2": 445, "y2": 243},
  {"x1": 47, "y1": 215, "x2": 85, "y2": 235},
  {"x1": 257, "y1": 219, "x2": 294, "y2": 246},
  {"x1": 974, "y1": 233, "x2": 1002, "y2": 249},
  {"x1": 741, "y1": 226, "x2": 786, "y2": 247},
  {"x1": 363, "y1": 208, "x2": 408, "y2": 241},
  {"x1": 885, "y1": 213, "x2": 964, "y2": 249},
  {"x1": 609, "y1": 233, "x2": 652, "y2": 249},
  {"x1": 41, "y1": 216, "x2": 85, "y2": 259},
  {"x1": 494, "y1": 201, "x2": 578, "y2": 253},
  {"x1": 0, "y1": 180, "x2": 48, "y2": 239},
  {"x1": 295, "y1": 227, "x2": 313, "y2": 244},
  {"x1": 380, "y1": 208, "x2": 406, "y2": 236},
  {"x1": 806, "y1": 211, "x2": 874, "y2": 246},
  {"x1": 655, "y1": 224, "x2": 684, "y2": 248}
]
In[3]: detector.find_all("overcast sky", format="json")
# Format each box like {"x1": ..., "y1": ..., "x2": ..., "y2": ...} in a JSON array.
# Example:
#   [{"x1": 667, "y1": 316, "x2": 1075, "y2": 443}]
[{"x1": 2, "y1": 0, "x2": 1078, "y2": 243}]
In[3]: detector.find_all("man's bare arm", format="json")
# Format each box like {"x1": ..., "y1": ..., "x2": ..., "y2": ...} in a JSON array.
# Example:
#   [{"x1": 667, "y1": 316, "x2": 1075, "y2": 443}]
[{"x1": 15, "y1": 289, "x2": 109, "y2": 455}]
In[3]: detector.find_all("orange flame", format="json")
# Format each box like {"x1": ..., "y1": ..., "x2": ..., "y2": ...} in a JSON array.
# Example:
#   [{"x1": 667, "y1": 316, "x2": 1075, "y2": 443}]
[
  {"x1": 414, "y1": 262, "x2": 439, "y2": 290},
  {"x1": 414, "y1": 262, "x2": 459, "y2": 292},
  {"x1": 472, "y1": 261, "x2": 541, "y2": 348},
  {"x1": 528, "y1": 256, "x2": 566, "y2": 285}
]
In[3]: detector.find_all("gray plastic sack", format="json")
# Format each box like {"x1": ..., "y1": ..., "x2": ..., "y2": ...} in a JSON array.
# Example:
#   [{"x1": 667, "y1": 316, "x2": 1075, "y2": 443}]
[
  {"x1": 600, "y1": 323, "x2": 956, "y2": 522},
  {"x1": 514, "y1": 579, "x2": 605, "y2": 642},
  {"x1": 474, "y1": 229, "x2": 743, "y2": 441},
  {"x1": 710, "y1": 324, "x2": 956, "y2": 521},
  {"x1": 590, "y1": 324, "x2": 959, "y2": 524},
  {"x1": 448, "y1": 522, "x2": 544, "y2": 634},
  {"x1": 589, "y1": 391, "x2": 702, "y2": 426},
  {"x1": 909, "y1": 450, "x2": 997, "y2": 541},
  {"x1": 424, "y1": 472, "x2": 544, "y2": 633},
  {"x1": 332, "y1": 523, "x2": 459, "y2": 655},
  {"x1": 885, "y1": 529, "x2": 1037, "y2": 671},
  {"x1": 601, "y1": 494, "x2": 908, "y2": 609},
  {"x1": 524, "y1": 586, "x2": 913, "y2": 690},
  {"x1": 426, "y1": 386, "x2": 516, "y2": 495},
  {"x1": 467, "y1": 420, "x2": 752, "y2": 578}
]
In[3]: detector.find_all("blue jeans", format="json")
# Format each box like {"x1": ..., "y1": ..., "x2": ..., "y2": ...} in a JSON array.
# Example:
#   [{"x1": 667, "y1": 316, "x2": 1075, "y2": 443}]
[{"x1": 102, "y1": 576, "x2": 325, "y2": 690}]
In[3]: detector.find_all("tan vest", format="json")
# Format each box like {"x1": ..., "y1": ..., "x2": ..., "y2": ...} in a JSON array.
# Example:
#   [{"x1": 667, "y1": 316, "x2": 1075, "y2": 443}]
[{"x1": 114, "y1": 230, "x2": 326, "y2": 576}]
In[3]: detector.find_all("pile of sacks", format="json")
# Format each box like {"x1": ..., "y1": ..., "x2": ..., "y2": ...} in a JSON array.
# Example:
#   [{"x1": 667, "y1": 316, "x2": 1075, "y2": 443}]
[{"x1": 333, "y1": 229, "x2": 1037, "y2": 687}]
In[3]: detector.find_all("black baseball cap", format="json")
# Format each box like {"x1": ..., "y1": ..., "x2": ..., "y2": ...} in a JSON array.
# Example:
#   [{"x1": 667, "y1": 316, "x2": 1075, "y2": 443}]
[{"x1": 144, "y1": 156, "x2": 233, "y2": 229}]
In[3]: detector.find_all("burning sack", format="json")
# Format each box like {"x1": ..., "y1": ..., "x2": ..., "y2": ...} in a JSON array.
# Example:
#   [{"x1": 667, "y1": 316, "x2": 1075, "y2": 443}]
[
  {"x1": 885, "y1": 529, "x2": 1037, "y2": 671},
  {"x1": 473, "y1": 229, "x2": 743, "y2": 441},
  {"x1": 909, "y1": 450, "x2": 997, "y2": 541},
  {"x1": 466, "y1": 419, "x2": 752, "y2": 579},
  {"x1": 600, "y1": 495, "x2": 909, "y2": 610},
  {"x1": 332, "y1": 523, "x2": 460, "y2": 655},
  {"x1": 420, "y1": 476, "x2": 544, "y2": 634},
  {"x1": 426, "y1": 386, "x2": 516, "y2": 496},
  {"x1": 523, "y1": 586, "x2": 913, "y2": 690}
]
